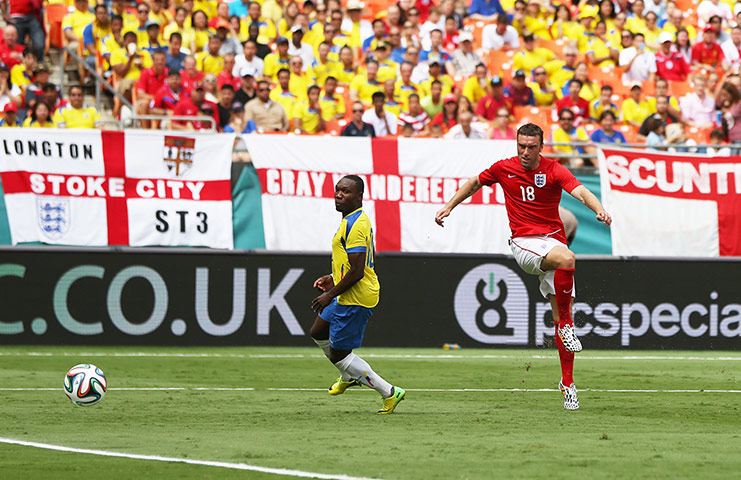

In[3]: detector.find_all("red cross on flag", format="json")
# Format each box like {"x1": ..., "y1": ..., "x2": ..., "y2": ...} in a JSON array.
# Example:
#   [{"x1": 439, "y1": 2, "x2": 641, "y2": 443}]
[
  {"x1": 599, "y1": 147, "x2": 741, "y2": 256},
  {"x1": 0, "y1": 130, "x2": 234, "y2": 248},
  {"x1": 244, "y1": 135, "x2": 516, "y2": 253}
]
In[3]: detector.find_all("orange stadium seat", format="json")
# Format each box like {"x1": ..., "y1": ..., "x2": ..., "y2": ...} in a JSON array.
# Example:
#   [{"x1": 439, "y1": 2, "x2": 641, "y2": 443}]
[
  {"x1": 685, "y1": 126, "x2": 713, "y2": 144},
  {"x1": 336, "y1": 85, "x2": 352, "y2": 121},
  {"x1": 44, "y1": 3, "x2": 69, "y2": 51},
  {"x1": 536, "y1": 38, "x2": 565, "y2": 58},
  {"x1": 514, "y1": 105, "x2": 552, "y2": 128},
  {"x1": 484, "y1": 50, "x2": 514, "y2": 78},
  {"x1": 670, "y1": 81, "x2": 693, "y2": 98},
  {"x1": 618, "y1": 124, "x2": 638, "y2": 144}
]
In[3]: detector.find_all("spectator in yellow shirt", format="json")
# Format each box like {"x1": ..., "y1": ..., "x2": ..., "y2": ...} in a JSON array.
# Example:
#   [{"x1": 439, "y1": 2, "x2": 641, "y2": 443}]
[
  {"x1": 310, "y1": 42, "x2": 340, "y2": 87},
  {"x1": 196, "y1": 36, "x2": 225, "y2": 75},
  {"x1": 23, "y1": 101, "x2": 54, "y2": 128},
  {"x1": 270, "y1": 68, "x2": 298, "y2": 117},
  {"x1": 52, "y1": 85, "x2": 103, "y2": 129},
  {"x1": 264, "y1": 37, "x2": 291, "y2": 81},
  {"x1": 418, "y1": 59, "x2": 454, "y2": 98},
  {"x1": 551, "y1": 108, "x2": 594, "y2": 167},
  {"x1": 319, "y1": 76, "x2": 346, "y2": 121},
  {"x1": 528, "y1": 66, "x2": 557, "y2": 106},
  {"x1": 164, "y1": 7, "x2": 195, "y2": 47},
  {"x1": 621, "y1": 84, "x2": 651, "y2": 128},
  {"x1": 10, "y1": 48, "x2": 36, "y2": 95},
  {"x1": 350, "y1": 59, "x2": 383, "y2": 105},
  {"x1": 293, "y1": 84, "x2": 325, "y2": 134},
  {"x1": 394, "y1": 61, "x2": 418, "y2": 110},
  {"x1": 111, "y1": 30, "x2": 153, "y2": 101},
  {"x1": 62, "y1": 0, "x2": 94, "y2": 51},
  {"x1": 461, "y1": 63, "x2": 488, "y2": 106},
  {"x1": 512, "y1": 33, "x2": 555, "y2": 75},
  {"x1": 288, "y1": 56, "x2": 312, "y2": 101},
  {"x1": 191, "y1": 10, "x2": 214, "y2": 53}
]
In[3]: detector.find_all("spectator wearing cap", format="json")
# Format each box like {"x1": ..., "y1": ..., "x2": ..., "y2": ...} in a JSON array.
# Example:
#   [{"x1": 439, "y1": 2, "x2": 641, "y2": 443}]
[
  {"x1": 111, "y1": 30, "x2": 154, "y2": 102},
  {"x1": 589, "y1": 85, "x2": 619, "y2": 122},
  {"x1": 591, "y1": 111, "x2": 627, "y2": 144},
  {"x1": 513, "y1": 33, "x2": 556, "y2": 76},
  {"x1": 172, "y1": 81, "x2": 219, "y2": 130},
  {"x1": 420, "y1": 79, "x2": 444, "y2": 118},
  {"x1": 475, "y1": 76, "x2": 513, "y2": 124},
  {"x1": 551, "y1": 108, "x2": 593, "y2": 167},
  {"x1": 142, "y1": 21, "x2": 165, "y2": 55},
  {"x1": 419, "y1": 58, "x2": 454, "y2": 98},
  {"x1": 196, "y1": 35, "x2": 225, "y2": 75},
  {"x1": 451, "y1": 32, "x2": 483, "y2": 78},
  {"x1": 293, "y1": 84, "x2": 325, "y2": 134},
  {"x1": 363, "y1": 18, "x2": 388, "y2": 55},
  {"x1": 445, "y1": 110, "x2": 488, "y2": 139},
  {"x1": 52, "y1": 85, "x2": 103, "y2": 129},
  {"x1": 212, "y1": 19, "x2": 241, "y2": 56},
  {"x1": 235, "y1": 66, "x2": 257, "y2": 105},
  {"x1": 244, "y1": 79, "x2": 289, "y2": 132},
  {"x1": 319, "y1": 76, "x2": 345, "y2": 121},
  {"x1": 430, "y1": 93, "x2": 458, "y2": 133},
  {"x1": 264, "y1": 37, "x2": 291, "y2": 82},
  {"x1": 482, "y1": 14, "x2": 519, "y2": 51},
  {"x1": 288, "y1": 25, "x2": 315, "y2": 71},
  {"x1": 342, "y1": 101, "x2": 376, "y2": 137},
  {"x1": 24, "y1": 62, "x2": 51, "y2": 110},
  {"x1": 62, "y1": 0, "x2": 95, "y2": 53},
  {"x1": 573, "y1": 4, "x2": 598, "y2": 53},
  {"x1": 556, "y1": 78, "x2": 590, "y2": 125},
  {"x1": 270, "y1": 68, "x2": 298, "y2": 115},
  {"x1": 619, "y1": 32, "x2": 657, "y2": 85},
  {"x1": 10, "y1": 47, "x2": 36, "y2": 95},
  {"x1": 234, "y1": 40, "x2": 265, "y2": 79},
  {"x1": 655, "y1": 32, "x2": 690, "y2": 82},
  {"x1": 22, "y1": 100, "x2": 54, "y2": 128},
  {"x1": 382, "y1": 79, "x2": 402, "y2": 116},
  {"x1": 342, "y1": 0, "x2": 373, "y2": 49},
  {"x1": 217, "y1": 53, "x2": 241, "y2": 91},
  {"x1": 350, "y1": 59, "x2": 383, "y2": 105},
  {"x1": 692, "y1": 24, "x2": 729, "y2": 71},
  {"x1": 504, "y1": 70, "x2": 534, "y2": 106},
  {"x1": 621, "y1": 83, "x2": 651, "y2": 127},
  {"x1": 223, "y1": 101, "x2": 258, "y2": 134},
  {"x1": 0, "y1": 102, "x2": 19, "y2": 127},
  {"x1": 150, "y1": 70, "x2": 185, "y2": 116},
  {"x1": 310, "y1": 42, "x2": 341, "y2": 87},
  {"x1": 136, "y1": 50, "x2": 169, "y2": 127},
  {"x1": 362, "y1": 91, "x2": 398, "y2": 136},
  {"x1": 528, "y1": 66, "x2": 557, "y2": 106},
  {"x1": 468, "y1": 0, "x2": 505, "y2": 22},
  {"x1": 461, "y1": 63, "x2": 488, "y2": 106},
  {"x1": 0, "y1": 25, "x2": 26, "y2": 70},
  {"x1": 217, "y1": 84, "x2": 237, "y2": 130}
]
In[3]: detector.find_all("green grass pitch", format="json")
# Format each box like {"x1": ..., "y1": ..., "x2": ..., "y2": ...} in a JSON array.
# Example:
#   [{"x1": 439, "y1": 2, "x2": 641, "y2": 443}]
[{"x1": 1, "y1": 346, "x2": 740, "y2": 479}]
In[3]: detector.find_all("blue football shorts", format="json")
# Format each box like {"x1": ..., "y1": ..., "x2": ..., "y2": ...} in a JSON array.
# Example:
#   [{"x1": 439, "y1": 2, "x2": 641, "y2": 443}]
[{"x1": 319, "y1": 298, "x2": 375, "y2": 350}]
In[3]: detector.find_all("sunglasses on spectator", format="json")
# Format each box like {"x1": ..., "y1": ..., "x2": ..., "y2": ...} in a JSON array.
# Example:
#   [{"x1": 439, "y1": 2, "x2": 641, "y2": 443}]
[
  {"x1": 257, "y1": 88, "x2": 269, "y2": 92},
  {"x1": 353, "y1": 109, "x2": 364, "y2": 113},
  {"x1": 535, "y1": 71, "x2": 546, "y2": 75}
]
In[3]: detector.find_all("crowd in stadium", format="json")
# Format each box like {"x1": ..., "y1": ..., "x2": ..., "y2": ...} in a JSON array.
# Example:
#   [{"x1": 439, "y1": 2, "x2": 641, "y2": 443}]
[{"x1": 1, "y1": 0, "x2": 740, "y2": 158}]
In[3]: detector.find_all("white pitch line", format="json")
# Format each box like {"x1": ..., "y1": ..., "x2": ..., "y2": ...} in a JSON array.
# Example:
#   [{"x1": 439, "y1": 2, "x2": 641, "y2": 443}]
[
  {"x1": 0, "y1": 437, "x2": 383, "y2": 480},
  {"x1": 3, "y1": 387, "x2": 741, "y2": 393},
  {"x1": 1, "y1": 352, "x2": 741, "y2": 361}
]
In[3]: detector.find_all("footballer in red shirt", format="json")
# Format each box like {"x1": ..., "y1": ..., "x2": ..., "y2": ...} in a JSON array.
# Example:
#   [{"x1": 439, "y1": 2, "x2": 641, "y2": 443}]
[{"x1": 435, "y1": 123, "x2": 612, "y2": 410}]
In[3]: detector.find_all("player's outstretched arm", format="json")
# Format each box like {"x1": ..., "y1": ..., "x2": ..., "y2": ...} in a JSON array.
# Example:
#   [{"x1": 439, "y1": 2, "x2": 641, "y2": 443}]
[
  {"x1": 569, "y1": 185, "x2": 612, "y2": 226},
  {"x1": 435, "y1": 175, "x2": 483, "y2": 227}
]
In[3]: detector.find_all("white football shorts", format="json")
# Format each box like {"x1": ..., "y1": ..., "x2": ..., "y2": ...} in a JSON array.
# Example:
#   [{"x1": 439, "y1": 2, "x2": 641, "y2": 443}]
[{"x1": 509, "y1": 235, "x2": 576, "y2": 299}]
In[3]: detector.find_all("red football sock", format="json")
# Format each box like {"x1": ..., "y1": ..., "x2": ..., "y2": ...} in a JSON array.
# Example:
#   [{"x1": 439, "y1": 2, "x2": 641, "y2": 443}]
[
  {"x1": 555, "y1": 325, "x2": 574, "y2": 385},
  {"x1": 554, "y1": 268, "x2": 575, "y2": 327}
]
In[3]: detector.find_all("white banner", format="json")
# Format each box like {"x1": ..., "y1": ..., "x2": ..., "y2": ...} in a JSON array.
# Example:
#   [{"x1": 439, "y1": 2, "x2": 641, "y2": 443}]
[
  {"x1": 0, "y1": 129, "x2": 234, "y2": 248},
  {"x1": 598, "y1": 147, "x2": 741, "y2": 257},
  {"x1": 243, "y1": 135, "x2": 516, "y2": 253}
]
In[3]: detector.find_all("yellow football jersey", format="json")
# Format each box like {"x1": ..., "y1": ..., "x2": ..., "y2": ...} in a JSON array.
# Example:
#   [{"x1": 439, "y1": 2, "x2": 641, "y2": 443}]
[{"x1": 331, "y1": 208, "x2": 379, "y2": 308}]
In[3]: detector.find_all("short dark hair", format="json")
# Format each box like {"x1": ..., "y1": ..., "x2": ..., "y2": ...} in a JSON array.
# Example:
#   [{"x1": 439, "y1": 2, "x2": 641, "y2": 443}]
[
  {"x1": 307, "y1": 84, "x2": 320, "y2": 95},
  {"x1": 496, "y1": 13, "x2": 509, "y2": 24},
  {"x1": 342, "y1": 175, "x2": 364, "y2": 194},
  {"x1": 277, "y1": 68, "x2": 290, "y2": 77},
  {"x1": 517, "y1": 123, "x2": 544, "y2": 145},
  {"x1": 111, "y1": 14, "x2": 123, "y2": 23},
  {"x1": 170, "y1": 32, "x2": 183, "y2": 41},
  {"x1": 221, "y1": 83, "x2": 235, "y2": 92},
  {"x1": 94, "y1": 4, "x2": 107, "y2": 13},
  {"x1": 601, "y1": 84, "x2": 613, "y2": 92},
  {"x1": 69, "y1": 85, "x2": 84, "y2": 95},
  {"x1": 371, "y1": 91, "x2": 385, "y2": 102},
  {"x1": 599, "y1": 110, "x2": 616, "y2": 121},
  {"x1": 570, "y1": 78, "x2": 583, "y2": 88},
  {"x1": 558, "y1": 108, "x2": 575, "y2": 119}
]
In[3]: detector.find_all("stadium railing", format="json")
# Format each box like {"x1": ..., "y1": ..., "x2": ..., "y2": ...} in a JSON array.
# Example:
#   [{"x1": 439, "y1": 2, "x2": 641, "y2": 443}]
[
  {"x1": 120, "y1": 115, "x2": 217, "y2": 131},
  {"x1": 63, "y1": 46, "x2": 134, "y2": 114}
]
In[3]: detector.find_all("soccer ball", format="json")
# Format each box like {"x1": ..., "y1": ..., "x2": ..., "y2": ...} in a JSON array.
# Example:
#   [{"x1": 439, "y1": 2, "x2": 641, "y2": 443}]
[{"x1": 63, "y1": 364, "x2": 107, "y2": 406}]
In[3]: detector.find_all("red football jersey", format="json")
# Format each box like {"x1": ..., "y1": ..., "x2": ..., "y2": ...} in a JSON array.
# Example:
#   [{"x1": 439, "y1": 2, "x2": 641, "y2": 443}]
[{"x1": 478, "y1": 155, "x2": 582, "y2": 244}]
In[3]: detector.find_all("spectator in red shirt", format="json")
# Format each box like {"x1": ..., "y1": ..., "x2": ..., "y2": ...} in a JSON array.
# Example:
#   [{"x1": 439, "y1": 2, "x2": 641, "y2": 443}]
[
  {"x1": 179, "y1": 55, "x2": 204, "y2": 94},
  {"x1": 217, "y1": 53, "x2": 241, "y2": 91},
  {"x1": 136, "y1": 50, "x2": 168, "y2": 126},
  {"x1": 556, "y1": 78, "x2": 590, "y2": 125},
  {"x1": 172, "y1": 82, "x2": 219, "y2": 130},
  {"x1": 0, "y1": 24, "x2": 25, "y2": 69},
  {"x1": 2, "y1": 0, "x2": 45, "y2": 61},
  {"x1": 475, "y1": 76, "x2": 514, "y2": 125},
  {"x1": 655, "y1": 31, "x2": 690, "y2": 82},
  {"x1": 442, "y1": 15, "x2": 460, "y2": 52},
  {"x1": 692, "y1": 24, "x2": 728, "y2": 71},
  {"x1": 150, "y1": 70, "x2": 186, "y2": 116}
]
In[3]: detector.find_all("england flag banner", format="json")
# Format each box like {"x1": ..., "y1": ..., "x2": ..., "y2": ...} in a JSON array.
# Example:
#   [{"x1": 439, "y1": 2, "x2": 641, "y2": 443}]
[
  {"x1": 598, "y1": 147, "x2": 741, "y2": 257},
  {"x1": 243, "y1": 135, "x2": 515, "y2": 253},
  {"x1": 0, "y1": 129, "x2": 234, "y2": 248}
]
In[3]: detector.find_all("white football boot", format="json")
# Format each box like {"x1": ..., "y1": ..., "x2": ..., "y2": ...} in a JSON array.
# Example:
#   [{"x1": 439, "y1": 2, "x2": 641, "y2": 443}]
[
  {"x1": 559, "y1": 380, "x2": 580, "y2": 410},
  {"x1": 557, "y1": 324, "x2": 583, "y2": 353}
]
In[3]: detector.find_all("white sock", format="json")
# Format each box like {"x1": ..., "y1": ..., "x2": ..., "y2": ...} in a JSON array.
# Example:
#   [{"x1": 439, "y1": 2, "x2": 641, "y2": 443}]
[
  {"x1": 334, "y1": 353, "x2": 393, "y2": 398},
  {"x1": 313, "y1": 338, "x2": 351, "y2": 381}
]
